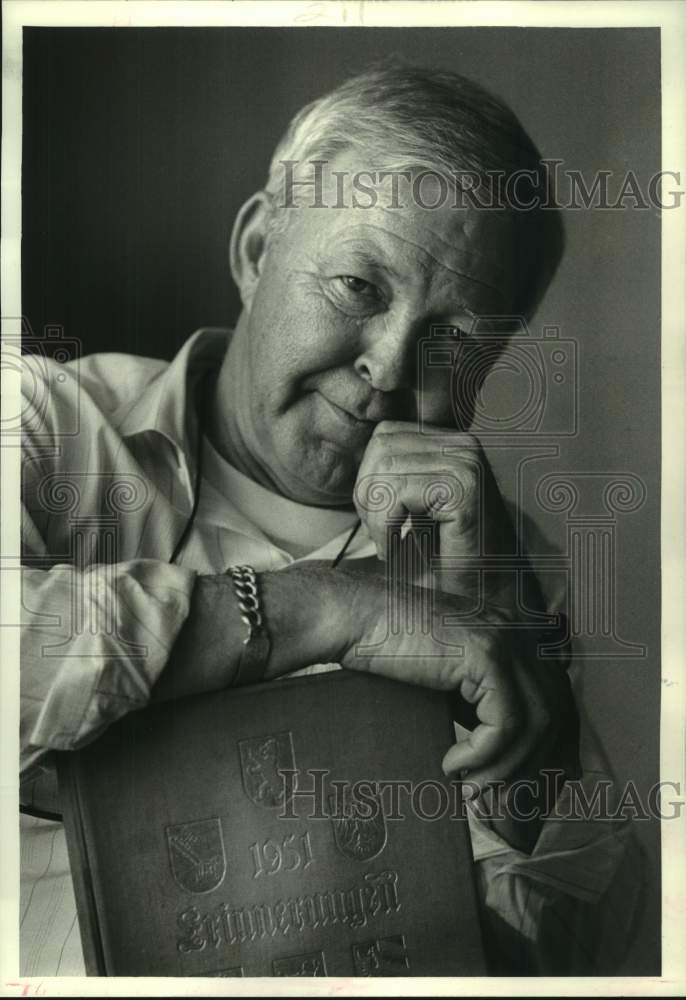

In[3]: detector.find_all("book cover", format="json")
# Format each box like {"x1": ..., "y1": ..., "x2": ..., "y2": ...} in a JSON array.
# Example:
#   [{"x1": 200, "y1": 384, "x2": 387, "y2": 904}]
[{"x1": 58, "y1": 670, "x2": 485, "y2": 977}]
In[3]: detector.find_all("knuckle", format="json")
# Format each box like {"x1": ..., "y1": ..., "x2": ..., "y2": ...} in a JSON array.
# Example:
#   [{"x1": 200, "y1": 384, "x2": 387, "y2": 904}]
[
  {"x1": 374, "y1": 420, "x2": 394, "y2": 438},
  {"x1": 451, "y1": 431, "x2": 479, "y2": 451},
  {"x1": 460, "y1": 464, "x2": 481, "y2": 499},
  {"x1": 439, "y1": 656, "x2": 465, "y2": 691}
]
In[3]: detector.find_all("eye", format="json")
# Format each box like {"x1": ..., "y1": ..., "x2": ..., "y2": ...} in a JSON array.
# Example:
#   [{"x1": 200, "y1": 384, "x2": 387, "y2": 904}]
[
  {"x1": 337, "y1": 275, "x2": 381, "y2": 299},
  {"x1": 434, "y1": 325, "x2": 468, "y2": 340}
]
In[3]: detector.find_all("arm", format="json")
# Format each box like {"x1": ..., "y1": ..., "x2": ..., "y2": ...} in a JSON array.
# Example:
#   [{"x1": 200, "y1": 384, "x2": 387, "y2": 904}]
[
  {"x1": 158, "y1": 557, "x2": 578, "y2": 834},
  {"x1": 20, "y1": 554, "x2": 196, "y2": 778},
  {"x1": 21, "y1": 353, "x2": 574, "y2": 829},
  {"x1": 23, "y1": 527, "x2": 574, "y2": 825},
  {"x1": 353, "y1": 422, "x2": 580, "y2": 852},
  {"x1": 150, "y1": 562, "x2": 362, "y2": 700}
]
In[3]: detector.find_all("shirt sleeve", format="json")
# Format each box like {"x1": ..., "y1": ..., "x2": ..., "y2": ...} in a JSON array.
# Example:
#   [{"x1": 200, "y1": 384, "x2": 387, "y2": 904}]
[
  {"x1": 465, "y1": 507, "x2": 641, "y2": 973},
  {"x1": 465, "y1": 701, "x2": 640, "y2": 973},
  {"x1": 20, "y1": 545, "x2": 196, "y2": 779},
  {"x1": 19, "y1": 353, "x2": 198, "y2": 780}
]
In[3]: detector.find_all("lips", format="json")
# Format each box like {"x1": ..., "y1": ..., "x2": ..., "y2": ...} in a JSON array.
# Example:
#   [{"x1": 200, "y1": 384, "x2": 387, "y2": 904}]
[
  {"x1": 319, "y1": 393, "x2": 373, "y2": 426},
  {"x1": 315, "y1": 392, "x2": 377, "y2": 446}
]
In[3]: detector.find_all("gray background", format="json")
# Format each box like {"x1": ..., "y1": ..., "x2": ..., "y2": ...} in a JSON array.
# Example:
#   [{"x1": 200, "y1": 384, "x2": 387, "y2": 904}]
[{"x1": 22, "y1": 26, "x2": 661, "y2": 973}]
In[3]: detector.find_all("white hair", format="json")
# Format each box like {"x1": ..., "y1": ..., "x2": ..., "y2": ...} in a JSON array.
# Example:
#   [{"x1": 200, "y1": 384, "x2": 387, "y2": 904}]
[{"x1": 262, "y1": 61, "x2": 563, "y2": 318}]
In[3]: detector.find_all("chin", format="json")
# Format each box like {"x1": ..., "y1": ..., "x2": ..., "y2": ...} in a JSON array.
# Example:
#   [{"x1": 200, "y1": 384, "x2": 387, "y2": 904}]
[{"x1": 280, "y1": 444, "x2": 358, "y2": 507}]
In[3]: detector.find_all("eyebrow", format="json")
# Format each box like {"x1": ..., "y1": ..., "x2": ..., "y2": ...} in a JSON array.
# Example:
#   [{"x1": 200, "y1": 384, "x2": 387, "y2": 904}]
[
  {"x1": 319, "y1": 241, "x2": 403, "y2": 282},
  {"x1": 319, "y1": 239, "x2": 489, "y2": 319}
]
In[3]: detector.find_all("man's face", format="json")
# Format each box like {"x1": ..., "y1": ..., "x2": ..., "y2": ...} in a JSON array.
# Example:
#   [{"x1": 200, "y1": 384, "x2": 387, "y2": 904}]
[{"x1": 223, "y1": 155, "x2": 518, "y2": 506}]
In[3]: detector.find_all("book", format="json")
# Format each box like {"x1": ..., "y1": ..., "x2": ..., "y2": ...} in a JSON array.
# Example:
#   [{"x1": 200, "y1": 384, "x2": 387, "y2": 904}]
[{"x1": 57, "y1": 669, "x2": 486, "y2": 977}]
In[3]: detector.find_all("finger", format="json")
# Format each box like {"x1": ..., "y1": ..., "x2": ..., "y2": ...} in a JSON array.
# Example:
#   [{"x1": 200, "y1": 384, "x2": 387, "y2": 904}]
[
  {"x1": 371, "y1": 422, "x2": 482, "y2": 452},
  {"x1": 352, "y1": 477, "x2": 408, "y2": 561},
  {"x1": 453, "y1": 641, "x2": 574, "y2": 794},
  {"x1": 442, "y1": 678, "x2": 546, "y2": 792},
  {"x1": 355, "y1": 424, "x2": 485, "y2": 563},
  {"x1": 441, "y1": 716, "x2": 518, "y2": 780},
  {"x1": 355, "y1": 458, "x2": 479, "y2": 562},
  {"x1": 440, "y1": 657, "x2": 523, "y2": 778},
  {"x1": 443, "y1": 729, "x2": 539, "y2": 793}
]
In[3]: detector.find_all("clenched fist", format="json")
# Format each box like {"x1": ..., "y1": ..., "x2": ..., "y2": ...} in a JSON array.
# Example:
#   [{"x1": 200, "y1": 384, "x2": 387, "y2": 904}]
[{"x1": 354, "y1": 421, "x2": 519, "y2": 609}]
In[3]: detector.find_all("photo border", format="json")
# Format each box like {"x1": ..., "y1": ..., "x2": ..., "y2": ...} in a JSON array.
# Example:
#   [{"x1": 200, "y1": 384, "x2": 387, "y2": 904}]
[{"x1": 2, "y1": 1, "x2": 684, "y2": 996}]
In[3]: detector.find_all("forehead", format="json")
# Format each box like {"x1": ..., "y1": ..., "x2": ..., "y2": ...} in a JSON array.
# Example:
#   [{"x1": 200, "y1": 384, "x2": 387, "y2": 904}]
[{"x1": 284, "y1": 156, "x2": 519, "y2": 314}]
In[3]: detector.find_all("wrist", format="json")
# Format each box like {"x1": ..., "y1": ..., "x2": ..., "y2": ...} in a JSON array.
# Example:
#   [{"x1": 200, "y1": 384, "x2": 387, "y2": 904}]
[
  {"x1": 339, "y1": 567, "x2": 385, "y2": 672},
  {"x1": 259, "y1": 562, "x2": 371, "y2": 678},
  {"x1": 228, "y1": 565, "x2": 272, "y2": 686}
]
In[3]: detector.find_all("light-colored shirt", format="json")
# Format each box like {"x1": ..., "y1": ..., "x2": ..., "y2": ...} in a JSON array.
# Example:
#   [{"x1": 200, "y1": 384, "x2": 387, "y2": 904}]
[{"x1": 20, "y1": 328, "x2": 637, "y2": 976}]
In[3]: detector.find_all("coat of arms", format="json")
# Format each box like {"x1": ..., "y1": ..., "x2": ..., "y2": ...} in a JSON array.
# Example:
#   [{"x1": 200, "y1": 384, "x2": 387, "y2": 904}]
[
  {"x1": 329, "y1": 788, "x2": 387, "y2": 861},
  {"x1": 352, "y1": 935, "x2": 409, "y2": 976},
  {"x1": 238, "y1": 732, "x2": 295, "y2": 808},
  {"x1": 166, "y1": 818, "x2": 226, "y2": 894},
  {"x1": 272, "y1": 951, "x2": 327, "y2": 976}
]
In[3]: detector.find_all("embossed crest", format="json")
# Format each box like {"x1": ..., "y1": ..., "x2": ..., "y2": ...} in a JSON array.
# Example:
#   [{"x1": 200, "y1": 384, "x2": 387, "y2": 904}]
[
  {"x1": 352, "y1": 935, "x2": 409, "y2": 976},
  {"x1": 238, "y1": 732, "x2": 295, "y2": 808},
  {"x1": 273, "y1": 951, "x2": 327, "y2": 976},
  {"x1": 329, "y1": 788, "x2": 387, "y2": 861},
  {"x1": 166, "y1": 818, "x2": 226, "y2": 894}
]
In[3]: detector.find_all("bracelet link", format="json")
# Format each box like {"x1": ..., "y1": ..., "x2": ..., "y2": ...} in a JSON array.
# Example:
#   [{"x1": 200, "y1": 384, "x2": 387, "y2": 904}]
[{"x1": 228, "y1": 565, "x2": 271, "y2": 684}]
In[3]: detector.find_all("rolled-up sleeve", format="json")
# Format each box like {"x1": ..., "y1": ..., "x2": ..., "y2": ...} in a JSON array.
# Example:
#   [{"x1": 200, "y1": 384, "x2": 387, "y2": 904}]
[{"x1": 468, "y1": 758, "x2": 640, "y2": 973}]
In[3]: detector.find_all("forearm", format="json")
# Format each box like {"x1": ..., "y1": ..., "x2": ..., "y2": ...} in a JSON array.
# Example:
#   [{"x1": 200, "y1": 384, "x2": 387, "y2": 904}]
[
  {"x1": 151, "y1": 561, "x2": 367, "y2": 702},
  {"x1": 20, "y1": 556, "x2": 371, "y2": 773}
]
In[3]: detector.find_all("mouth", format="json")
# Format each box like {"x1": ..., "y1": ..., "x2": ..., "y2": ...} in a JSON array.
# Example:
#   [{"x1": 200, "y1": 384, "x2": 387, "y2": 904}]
[{"x1": 315, "y1": 392, "x2": 377, "y2": 446}]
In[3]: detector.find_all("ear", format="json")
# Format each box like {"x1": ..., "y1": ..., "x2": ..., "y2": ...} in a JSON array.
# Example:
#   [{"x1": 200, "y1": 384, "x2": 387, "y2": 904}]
[{"x1": 229, "y1": 191, "x2": 272, "y2": 309}]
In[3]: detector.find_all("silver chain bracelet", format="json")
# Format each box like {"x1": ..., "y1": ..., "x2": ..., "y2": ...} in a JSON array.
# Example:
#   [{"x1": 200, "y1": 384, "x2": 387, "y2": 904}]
[{"x1": 228, "y1": 565, "x2": 271, "y2": 685}]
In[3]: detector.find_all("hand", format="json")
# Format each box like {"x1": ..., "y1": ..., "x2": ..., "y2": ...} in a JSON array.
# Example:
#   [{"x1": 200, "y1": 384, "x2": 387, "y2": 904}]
[
  {"x1": 353, "y1": 422, "x2": 517, "y2": 608},
  {"x1": 350, "y1": 419, "x2": 576, "y2": 846},
  {"x1": 341, "y1": 574, "x2": 580, "y2": 799}
]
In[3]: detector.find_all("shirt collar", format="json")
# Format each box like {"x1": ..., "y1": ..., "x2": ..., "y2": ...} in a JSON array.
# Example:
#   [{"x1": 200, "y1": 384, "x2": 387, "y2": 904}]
[{"x1": 111, "y1": 327, "x2": 230, "y2": 497}]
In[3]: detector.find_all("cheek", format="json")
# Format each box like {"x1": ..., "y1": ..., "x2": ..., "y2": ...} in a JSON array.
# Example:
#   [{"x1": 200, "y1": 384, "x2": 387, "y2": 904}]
[{"x1": 251, "y1": 269, "x2": 360, "y2": 379}]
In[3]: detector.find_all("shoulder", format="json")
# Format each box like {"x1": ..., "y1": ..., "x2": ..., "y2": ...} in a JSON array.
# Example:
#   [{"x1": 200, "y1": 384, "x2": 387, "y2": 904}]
[
  {"x1": 21, "y1": 349, "x2": 167, "y2": 432},
  {"x1": 69, "y1": 351, "x2": 169, "y2": 415}
]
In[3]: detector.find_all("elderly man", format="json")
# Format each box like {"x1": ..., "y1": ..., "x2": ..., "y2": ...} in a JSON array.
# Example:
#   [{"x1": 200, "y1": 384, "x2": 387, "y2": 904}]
[{"x1": 20, "y1": 64, "x2": 633, "y2": 976}]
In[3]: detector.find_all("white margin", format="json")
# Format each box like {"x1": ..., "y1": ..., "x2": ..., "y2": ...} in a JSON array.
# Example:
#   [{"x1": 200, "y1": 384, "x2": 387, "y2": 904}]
[{"x1": 1, "y1": 1, "x2": 685, "y2": 997}]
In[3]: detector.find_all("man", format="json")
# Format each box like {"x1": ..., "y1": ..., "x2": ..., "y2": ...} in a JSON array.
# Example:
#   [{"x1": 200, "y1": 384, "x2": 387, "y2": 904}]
[{"x1": 20, "y1": 63, "x2": 635, "y2": 976}]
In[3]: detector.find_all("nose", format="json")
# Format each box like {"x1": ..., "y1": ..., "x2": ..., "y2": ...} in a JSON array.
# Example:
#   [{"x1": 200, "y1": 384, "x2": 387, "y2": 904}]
[{"x1": 353, "y1": 311, "x2": 418, "y2": 393}]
